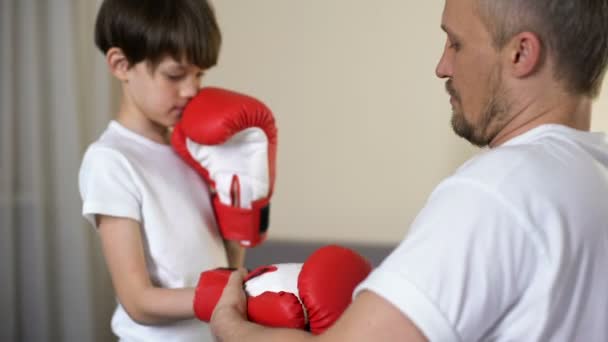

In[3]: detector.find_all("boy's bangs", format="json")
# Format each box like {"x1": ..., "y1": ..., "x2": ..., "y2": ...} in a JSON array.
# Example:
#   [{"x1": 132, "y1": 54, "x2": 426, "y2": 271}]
[{"x1": 147, "y1": 10, "x2": 221, "y2": 70}]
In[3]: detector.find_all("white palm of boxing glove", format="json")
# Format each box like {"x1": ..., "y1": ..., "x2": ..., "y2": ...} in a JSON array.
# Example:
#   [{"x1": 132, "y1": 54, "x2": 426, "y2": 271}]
[
  {"x1": 186, "y1": 127, "x2": 269, "y2": 210},
  {"x1": 172, "y1": 87, "x2": 277, "y2": 247}
]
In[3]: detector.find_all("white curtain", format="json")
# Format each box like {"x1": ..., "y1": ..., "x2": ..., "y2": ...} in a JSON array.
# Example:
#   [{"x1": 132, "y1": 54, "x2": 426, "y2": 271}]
[{"x1": 1, "y1": 0, "x2": 117, "y2": 340}]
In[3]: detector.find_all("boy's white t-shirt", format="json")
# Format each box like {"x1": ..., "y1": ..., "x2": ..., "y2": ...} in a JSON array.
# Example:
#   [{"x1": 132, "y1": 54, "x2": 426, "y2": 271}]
[
  {"x1": 356, "y1": 124, "x2": 608, "y2": 341},
  {"x1": 79, "y1": 121, "x2": 228, "y2": 342}
]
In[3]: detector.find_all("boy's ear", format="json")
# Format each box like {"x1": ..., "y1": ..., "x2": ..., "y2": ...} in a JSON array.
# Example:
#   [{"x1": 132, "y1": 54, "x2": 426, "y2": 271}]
[{"x1": 106, "y1": 47, "x2": 130, "y2": 81}]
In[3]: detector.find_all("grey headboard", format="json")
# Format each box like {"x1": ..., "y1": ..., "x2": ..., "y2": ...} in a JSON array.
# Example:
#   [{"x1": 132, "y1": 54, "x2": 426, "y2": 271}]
[{"x1": 245, "y1": 240, "x2": 396, "y2": 269}]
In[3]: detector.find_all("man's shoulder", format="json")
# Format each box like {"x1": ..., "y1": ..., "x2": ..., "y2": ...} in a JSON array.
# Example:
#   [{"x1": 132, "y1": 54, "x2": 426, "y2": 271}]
[
  {"x1": 455, "y1": 124, "x2": 608, "y2": 186},
  {"x1": 445, "y1": 127, "x2": 607, "y2": 208},
  {"x1": 452, "y1": 143, "x2": 548, "y2": 188}
]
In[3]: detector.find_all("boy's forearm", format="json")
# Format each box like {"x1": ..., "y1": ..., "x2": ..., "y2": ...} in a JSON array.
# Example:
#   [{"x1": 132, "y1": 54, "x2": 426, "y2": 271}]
[
  {"x1": 224, "y1": 240, "x2": 246, "y2": 268},
  {"x1": 125, "y1": 287, "x2": 196, "y2": 325},
  {"x1": 129, "y1": 241, "x2": 245, "y2": 325}
]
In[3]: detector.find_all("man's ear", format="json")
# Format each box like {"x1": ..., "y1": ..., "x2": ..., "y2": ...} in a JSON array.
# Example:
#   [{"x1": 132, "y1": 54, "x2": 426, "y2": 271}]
[
  {"x1": 106, "y1": 47, "x2": 130, "y2": 82},
  {"x1": 506, "y1": 31, "x2": 543, "y2": 78}
]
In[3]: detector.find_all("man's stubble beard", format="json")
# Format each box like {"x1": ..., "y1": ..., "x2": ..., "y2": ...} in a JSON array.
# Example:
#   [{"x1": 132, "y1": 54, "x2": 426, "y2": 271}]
[{"x1": 448, "y1": 65, "x2": 511, "y2": 147}]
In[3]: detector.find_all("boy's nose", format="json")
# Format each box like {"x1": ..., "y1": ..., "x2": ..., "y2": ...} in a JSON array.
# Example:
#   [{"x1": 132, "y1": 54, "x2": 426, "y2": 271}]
[{"x1": 181, "y1": 80, "x2": 200, "y2": 99}]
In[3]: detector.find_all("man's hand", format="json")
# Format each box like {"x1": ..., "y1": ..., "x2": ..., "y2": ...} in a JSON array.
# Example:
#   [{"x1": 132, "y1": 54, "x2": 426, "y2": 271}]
[
  {"x1": 210, "y1": 268, "x2": 248, "y2": 339},
  {"x1": 209, "y1": 268, "x2": 316, "y2": 342}
]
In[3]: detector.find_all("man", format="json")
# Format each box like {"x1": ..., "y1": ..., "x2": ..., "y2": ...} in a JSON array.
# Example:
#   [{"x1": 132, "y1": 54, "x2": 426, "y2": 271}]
[{"x1": 209, "y1": 0, "x2": 608, "y2": 340}]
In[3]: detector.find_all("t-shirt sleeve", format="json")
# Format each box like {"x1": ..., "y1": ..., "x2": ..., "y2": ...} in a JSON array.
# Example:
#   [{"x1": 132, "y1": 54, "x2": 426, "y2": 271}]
[
  {"x1": 354, "y1": 178, "x2": 540, "y2": 342},
  {"x1": 78, "y1": 146, "x2": 142, "y2": 228}
]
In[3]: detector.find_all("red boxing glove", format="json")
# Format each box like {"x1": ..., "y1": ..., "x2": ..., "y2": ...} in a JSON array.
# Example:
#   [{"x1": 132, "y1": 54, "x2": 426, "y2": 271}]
[
  {"x1": 297, "y1": 245, "x2": 372, "y2": 334},
  {"x1": 194, "y1": 265, "x2": 307, "y2": 329},
  {"x1": 172, "y1": 87, "x2": 277, "y2": 247},
  {"x1": 193, "y1": 245, "x2": 372, "y2": 334}
]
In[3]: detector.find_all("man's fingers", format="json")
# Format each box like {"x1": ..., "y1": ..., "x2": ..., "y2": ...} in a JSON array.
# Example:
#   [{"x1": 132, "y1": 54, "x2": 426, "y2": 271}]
[
  {"x1": 211, "y1": 267, "x2": 248, "y2": 336},
  {"x1": 215, "y1": 267, "x2": 248, "y2": 314},
  {"x1": 227, "y1": 267, "x2": 247, "y2": 286}
]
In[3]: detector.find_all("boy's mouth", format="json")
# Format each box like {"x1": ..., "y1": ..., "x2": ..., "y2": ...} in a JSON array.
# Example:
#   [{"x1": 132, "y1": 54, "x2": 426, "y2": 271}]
[{"x1": 173, "y1": 106, "x2": 185, "y2": 117}]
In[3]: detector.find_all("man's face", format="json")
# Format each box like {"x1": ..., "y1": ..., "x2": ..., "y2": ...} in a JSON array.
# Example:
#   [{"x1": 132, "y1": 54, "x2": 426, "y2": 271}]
[{"x1": 436, "y1": 0, "x2": 511, "y2": 147}]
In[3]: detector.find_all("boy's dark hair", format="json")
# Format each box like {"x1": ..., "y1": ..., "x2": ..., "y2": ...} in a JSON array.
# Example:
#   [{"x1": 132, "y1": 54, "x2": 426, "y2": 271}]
[{"x1": 94, "y1": 0, "x2": 221, "y2": 70}]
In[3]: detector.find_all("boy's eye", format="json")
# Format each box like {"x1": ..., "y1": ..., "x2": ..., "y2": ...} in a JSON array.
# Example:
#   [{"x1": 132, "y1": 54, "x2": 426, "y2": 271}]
[{"x1": 166, "y1": 73, "x2": 185, "y2": 81}]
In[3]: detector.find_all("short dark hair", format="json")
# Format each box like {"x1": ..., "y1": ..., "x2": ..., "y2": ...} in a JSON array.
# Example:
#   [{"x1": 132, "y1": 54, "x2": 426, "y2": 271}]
[
  {"x1": 94, "y1": 0, "x2": 221, "y2": 70},
  {"x1": 477, "y1": 0, "x2": 608, "y2": 97}
]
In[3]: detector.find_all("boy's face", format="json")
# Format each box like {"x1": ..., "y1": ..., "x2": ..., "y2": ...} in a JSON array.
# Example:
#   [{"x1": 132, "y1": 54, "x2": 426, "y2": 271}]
[{"x1": 124, "y1": 56, "x2": 204, "y2": 129}]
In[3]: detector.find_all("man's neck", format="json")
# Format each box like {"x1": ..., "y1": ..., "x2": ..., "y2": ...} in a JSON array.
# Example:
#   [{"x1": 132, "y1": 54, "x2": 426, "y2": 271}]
[{"x1": 489, "y1": 88, "x2": 592, "y2": 147}]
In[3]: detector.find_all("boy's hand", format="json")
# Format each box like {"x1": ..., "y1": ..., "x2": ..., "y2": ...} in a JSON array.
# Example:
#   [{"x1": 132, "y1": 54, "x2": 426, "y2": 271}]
[{"x1": 210, "y1": 268, "x2": 248, "y2": 338}]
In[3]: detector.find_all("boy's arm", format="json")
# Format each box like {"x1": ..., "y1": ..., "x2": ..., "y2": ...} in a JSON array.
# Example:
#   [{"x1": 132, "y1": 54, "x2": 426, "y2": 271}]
[
  {"x1": 97, "y1": 214, "x2": 196, "y2": 325},
  {"x1": 224, "y1": 240, "x2": 246, "y2": 268}
]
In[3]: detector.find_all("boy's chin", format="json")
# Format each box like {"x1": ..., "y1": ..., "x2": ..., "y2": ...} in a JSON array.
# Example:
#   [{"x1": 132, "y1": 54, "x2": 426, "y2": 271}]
[
  {"x1": 169, "y1": 109, "x2": 184, "y2": 121},
  {"x1": 152, "y1": 117, "x2": 178, "y2": 130},
  {"x1": 167, "y1": 113, "x2": 182, "y2": 125}
]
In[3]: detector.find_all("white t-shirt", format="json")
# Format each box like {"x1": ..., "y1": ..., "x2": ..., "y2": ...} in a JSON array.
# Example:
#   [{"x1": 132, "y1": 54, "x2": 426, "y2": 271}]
[
  {"x1": 79, "y1": 121, "x2": 228, "y2": 342},
  {"x1": 356, "y1": 124, "x2": 608, "y2": 341}
]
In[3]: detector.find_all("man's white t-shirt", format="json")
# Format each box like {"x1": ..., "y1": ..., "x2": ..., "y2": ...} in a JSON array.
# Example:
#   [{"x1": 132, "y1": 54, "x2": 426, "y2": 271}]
[
  {"x1": 356, "y1": 124, "x2": 608, "y2": 341},
  {"x1": 79, "y1": 121, "x2": 228, "y2": 341}
]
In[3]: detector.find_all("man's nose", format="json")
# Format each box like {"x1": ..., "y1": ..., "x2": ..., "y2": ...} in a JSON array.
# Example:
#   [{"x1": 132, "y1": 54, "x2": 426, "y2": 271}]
[{"x1": 435, "y1": 48, "x2": 452, "y2": 79}]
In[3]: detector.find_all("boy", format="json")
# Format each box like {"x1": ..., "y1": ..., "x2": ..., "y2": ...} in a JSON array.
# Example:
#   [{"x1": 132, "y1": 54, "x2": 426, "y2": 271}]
[{"x1": 79, "y1": 0, "x2": 244, "y2": 340}]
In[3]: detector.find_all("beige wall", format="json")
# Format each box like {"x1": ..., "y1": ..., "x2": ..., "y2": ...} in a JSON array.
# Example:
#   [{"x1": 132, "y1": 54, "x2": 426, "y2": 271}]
[{"x1": 204, "y1": 1, "x2": 608, "y2": 244}]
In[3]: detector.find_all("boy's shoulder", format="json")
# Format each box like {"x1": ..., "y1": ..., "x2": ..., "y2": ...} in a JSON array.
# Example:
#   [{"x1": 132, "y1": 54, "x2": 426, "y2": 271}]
[
  {"x1": 97, "y1": 121, "x2": 129, "y2": 145},
  {"x1": 84, "y1": 121, "x2": 147, "y2": 157},
  {"x1": 81, "y1": 123, "x2": 134, "y2": 167}
]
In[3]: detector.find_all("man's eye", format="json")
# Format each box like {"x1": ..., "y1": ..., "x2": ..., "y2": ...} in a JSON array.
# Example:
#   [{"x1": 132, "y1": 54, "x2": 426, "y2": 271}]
[{"x1": 449, "y1": 41, "x2": 461, "y2": 50}]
